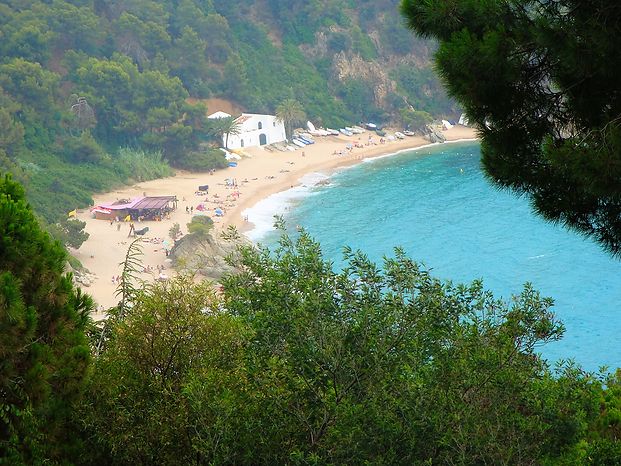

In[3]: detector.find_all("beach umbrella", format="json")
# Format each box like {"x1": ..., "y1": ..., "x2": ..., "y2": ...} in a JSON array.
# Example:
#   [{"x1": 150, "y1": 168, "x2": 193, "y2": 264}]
[{"x1": 214, "y1": 208, "x2": 224, "y2": 217}]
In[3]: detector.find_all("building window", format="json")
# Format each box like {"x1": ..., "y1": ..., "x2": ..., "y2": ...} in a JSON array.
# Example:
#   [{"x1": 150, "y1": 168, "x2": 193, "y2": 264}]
[{"x1": 258, "y1": 122, "x2": 263, "y2": 130}]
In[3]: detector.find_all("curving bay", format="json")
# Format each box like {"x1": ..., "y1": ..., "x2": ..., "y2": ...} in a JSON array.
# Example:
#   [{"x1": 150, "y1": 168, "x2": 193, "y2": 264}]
[{"x1": 259, "y1": 142, "x2": 621, "y2": 371}]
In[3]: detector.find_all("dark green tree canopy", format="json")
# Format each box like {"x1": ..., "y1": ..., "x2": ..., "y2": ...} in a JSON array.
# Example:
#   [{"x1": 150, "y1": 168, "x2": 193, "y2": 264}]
[
  {"x1": 0, "y1": 173, "x2": 93, "y2": 462},
  {"x1": 401, "y1": 0, "x2": 621, "y2": 256},
  {"x1": 75, "y1": 226, "x2": 610, "y2": 464}
]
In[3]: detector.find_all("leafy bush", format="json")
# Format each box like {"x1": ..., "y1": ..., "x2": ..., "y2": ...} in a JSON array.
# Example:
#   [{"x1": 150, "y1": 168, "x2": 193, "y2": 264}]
[
  {"x1": 391, "y1": 63, "x2": 458, "y2": 117},
  {"x1": 187, "y1": 215, "x2": 214, "y2": 237},
  {"x1": 174, "y1": 148, "x2": 227, "y2": 171},
  {"x1": 113, "y1": 147, "x2": 173, "y2": 182},
  {"x1": 400, "y1": 108, "x2": 433, "y2": 131},
  {"x1": 60, "y1": 132, "x2": 104, "y2": 164}
]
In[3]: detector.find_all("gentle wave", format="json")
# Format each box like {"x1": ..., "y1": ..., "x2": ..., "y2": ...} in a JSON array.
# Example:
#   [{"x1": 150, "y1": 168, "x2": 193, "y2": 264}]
[
  {"x1": 244, "y1": 139, "x2": 478, "y2": 242},
  {"x1": 242, "y1": 172, "x2": 331, "y2": 241}
]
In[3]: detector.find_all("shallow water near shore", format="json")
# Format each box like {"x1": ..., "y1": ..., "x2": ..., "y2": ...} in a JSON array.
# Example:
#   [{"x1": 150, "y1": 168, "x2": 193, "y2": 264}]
[{"x1": 251, "y1": 141, "x2": 621, "y2": 371}]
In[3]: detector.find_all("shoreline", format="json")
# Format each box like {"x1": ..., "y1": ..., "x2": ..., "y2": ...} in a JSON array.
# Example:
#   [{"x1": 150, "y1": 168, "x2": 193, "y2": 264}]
[
  {"x1": 229, "y1": 128, "x2": 478, "y2": 234},
  {"x1": 239, "y1": 136, "x2": 480, "y2": 240},
  {"x1": 73, "y1": 125, "x2": 478, "y2": 314}
]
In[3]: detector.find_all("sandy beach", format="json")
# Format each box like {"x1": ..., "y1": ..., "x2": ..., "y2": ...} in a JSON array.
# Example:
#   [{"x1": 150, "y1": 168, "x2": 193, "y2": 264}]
[{"x1": 73, "y1": 125, "x2": 477, "y2": 315}]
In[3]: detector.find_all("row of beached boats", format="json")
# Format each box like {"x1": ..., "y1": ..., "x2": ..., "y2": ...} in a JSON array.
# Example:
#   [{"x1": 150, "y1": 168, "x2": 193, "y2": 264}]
[
  {"x1": 307, "y1": 121, "x2": 368, "y2": 138},
  {"x1": 261, "y1": 121, "x2": 420, "y2": 153}
]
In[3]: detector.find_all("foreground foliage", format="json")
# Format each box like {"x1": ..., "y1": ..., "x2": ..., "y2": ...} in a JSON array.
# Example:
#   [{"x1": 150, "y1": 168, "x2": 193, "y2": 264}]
[
  {"x1": 1, "y1": 178, "x2": 620, "y2": 464},
  {"x1": 401, "y1": 0, "x2": 621, "y2": 256},
  {"x1": 0, "y1": 174, "x2": 93, "y2": 463},
  {"x1": 73, "y1": 228, "x2": 619, "y2": 465}
]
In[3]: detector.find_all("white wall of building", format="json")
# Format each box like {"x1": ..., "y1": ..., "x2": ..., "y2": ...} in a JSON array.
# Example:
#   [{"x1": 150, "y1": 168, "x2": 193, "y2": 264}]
[
  {"x1": 224, "y1": 113, "x2": 286, "y2": 149},
  {"x1": 208, "y1": 111, "x2": 232, "y2": 119}
]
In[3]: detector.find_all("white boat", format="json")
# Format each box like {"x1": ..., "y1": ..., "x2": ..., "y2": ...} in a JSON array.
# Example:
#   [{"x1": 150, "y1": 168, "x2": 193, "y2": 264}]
[
  {"x1": 326, "y1": 128, "x2": 340, "y2": 136},
  {"x1": 394, "y1": 131, "x2": 405, "y2": 139}
]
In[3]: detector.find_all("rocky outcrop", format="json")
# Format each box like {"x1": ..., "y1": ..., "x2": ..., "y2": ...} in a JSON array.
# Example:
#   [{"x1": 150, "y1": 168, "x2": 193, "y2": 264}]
[
  {"x1": 425, "y1": 125, "x2": 447, "y2": 144},
  {"x1": 74, "y1": 271, "x2": 96, "y2": 287},
  {"x1": 169, "y1": 231, "x2": 250, "y2": 281},
  {"x1": 65, "y1": 260, "x2": 96, "y2": 288}
]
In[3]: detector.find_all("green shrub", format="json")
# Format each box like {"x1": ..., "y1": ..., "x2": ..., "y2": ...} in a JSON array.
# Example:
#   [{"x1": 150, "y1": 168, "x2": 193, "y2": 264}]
[
  {"x1": 174, "y1": 148, "x2": 227, "y2": 171},
  {"x1": 113, "y1": 147, "x2": 173, "y2": 182},
  {"x1": 187, "y1": 215, "x2": 214, "y2": 237}
]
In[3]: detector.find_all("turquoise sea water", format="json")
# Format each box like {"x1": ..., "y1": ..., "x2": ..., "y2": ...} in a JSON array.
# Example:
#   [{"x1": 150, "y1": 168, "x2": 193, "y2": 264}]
[{"x1": 247, "y1": 141, "x2": 620, "y2": 371}]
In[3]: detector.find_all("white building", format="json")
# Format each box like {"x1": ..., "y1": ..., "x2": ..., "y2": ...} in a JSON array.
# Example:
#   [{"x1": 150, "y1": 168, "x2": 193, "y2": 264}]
[
  {"x1": 222, "y1": 113, "x2": 287, "y2": 150},
  {"x1": 208, "y1": 111, "x2": 232, "y2": 119}
]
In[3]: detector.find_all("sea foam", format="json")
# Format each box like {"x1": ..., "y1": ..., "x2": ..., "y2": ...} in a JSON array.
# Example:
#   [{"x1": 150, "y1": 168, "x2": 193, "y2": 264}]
[{"x1": 242, "y1": 172, "x2": 330, "y2": 242}]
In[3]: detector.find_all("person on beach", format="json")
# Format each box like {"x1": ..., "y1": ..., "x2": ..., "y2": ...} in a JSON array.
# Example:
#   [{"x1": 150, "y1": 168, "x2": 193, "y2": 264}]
[{"x1": 128, "y1": 222, "x2": 135, "y2": 237}]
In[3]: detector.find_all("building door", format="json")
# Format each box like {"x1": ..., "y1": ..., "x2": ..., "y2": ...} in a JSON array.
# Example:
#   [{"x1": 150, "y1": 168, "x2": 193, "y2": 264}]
[{"x1": 259, "y1": 133, "x2": 267, "y2": 145}]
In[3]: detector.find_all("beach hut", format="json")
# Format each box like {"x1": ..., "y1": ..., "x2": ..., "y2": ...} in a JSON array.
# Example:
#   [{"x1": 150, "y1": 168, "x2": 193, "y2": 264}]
[
  {"x1": 92, "y1": 196, "x2": 178, "y2": 221},
  {"x1": 90, "y1": 207, "x2": 113, "y2": 220}
]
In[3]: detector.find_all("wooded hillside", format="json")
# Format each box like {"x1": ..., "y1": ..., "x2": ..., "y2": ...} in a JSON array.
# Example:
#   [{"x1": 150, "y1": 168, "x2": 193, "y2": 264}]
[{"x1": 0, "y1": 0, "x2": 456, "y2": 227}]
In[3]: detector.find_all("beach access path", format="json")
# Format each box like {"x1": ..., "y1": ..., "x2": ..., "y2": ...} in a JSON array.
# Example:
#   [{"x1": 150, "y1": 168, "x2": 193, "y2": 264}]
[{"x1": 73, "y1": 125, "x2": 478, "y2": 315}]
